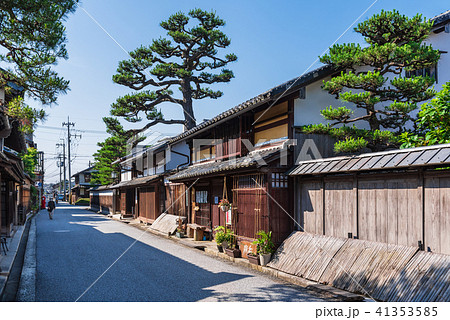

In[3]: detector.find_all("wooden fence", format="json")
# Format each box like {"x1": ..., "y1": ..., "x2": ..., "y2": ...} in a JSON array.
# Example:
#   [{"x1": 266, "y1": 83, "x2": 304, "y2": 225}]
[
  {"x1": 90, "y1": 190, "x2": 114, "y2": 214},
  {"x1": 296, "y1": 170, "x2": 450, "y2": 255}
]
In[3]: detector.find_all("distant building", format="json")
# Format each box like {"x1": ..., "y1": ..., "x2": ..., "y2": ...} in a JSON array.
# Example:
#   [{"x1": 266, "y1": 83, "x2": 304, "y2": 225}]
[{"x1": 71, "y1": 166, "x2": 99, "y2": 203}]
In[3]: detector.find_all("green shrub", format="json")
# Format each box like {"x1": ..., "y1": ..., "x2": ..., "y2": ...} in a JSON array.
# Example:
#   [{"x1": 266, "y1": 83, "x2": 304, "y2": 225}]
[{"x1": 75, "y1": 198, "x2": 90, "y2": 206}]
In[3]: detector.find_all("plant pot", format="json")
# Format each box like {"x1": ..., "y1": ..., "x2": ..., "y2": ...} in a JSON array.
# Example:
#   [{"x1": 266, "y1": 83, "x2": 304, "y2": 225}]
[
  {"x1": 225, "y1": 247, "x2": 241, "y2": 258},
  {"x1": 217, "y1": 245, "x2": 224, "y2": 252},
  {"x1": 259, "y1": 253, "x2": 272, "y2": 266},
  {"x1": 247, "y1": 254, "x2": 259, "y2": 265},
  {"x1": 221, "y1": 241, "x2": 228, "y2": 250},
  {"x1": 176, "y1": 232, "x2": 184, "y2": 238}
]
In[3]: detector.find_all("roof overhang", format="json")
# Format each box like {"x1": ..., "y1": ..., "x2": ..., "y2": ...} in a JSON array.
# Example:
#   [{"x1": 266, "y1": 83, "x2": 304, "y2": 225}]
[{"x1": 289, "y1": 143, "x2": 450, "y2": 177}]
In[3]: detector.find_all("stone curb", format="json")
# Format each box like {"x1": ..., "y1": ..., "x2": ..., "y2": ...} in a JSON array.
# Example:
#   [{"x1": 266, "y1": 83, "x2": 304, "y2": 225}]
[
  {"x1": 0, "y1": 223, "x2": 27, "y2": 299},
  {"x1": 16, "y1": 216, "x2": 36, "y2": 302}
]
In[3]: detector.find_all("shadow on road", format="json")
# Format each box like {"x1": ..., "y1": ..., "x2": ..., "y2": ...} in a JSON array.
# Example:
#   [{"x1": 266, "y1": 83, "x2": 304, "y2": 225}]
[{"x1": 35, "y1": 207, "x2": 321, "y2": 302}]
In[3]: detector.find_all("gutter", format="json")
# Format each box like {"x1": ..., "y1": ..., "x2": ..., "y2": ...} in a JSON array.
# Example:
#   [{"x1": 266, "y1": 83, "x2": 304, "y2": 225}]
[{"x1": 170, "y1": 148, "x2": 190, "y2": 172}]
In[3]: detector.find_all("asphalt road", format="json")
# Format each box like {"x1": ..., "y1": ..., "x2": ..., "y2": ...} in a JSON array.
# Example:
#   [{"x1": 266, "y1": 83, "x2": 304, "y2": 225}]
[{"x1": 35, "y1": 203, "x2": 326, "y2": 302}]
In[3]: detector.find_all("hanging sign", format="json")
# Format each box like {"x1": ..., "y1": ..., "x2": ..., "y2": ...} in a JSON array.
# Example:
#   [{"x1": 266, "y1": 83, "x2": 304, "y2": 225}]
[{"x1": 226, "y1": 209, "x2": 232, "y2": 225}]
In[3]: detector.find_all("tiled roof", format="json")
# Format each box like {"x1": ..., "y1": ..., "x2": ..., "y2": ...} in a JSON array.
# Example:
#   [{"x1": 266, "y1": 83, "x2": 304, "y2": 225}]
[
  {"x1": 168, "y1": 145, "x2": 288, "y2": 181},
  {"x1": 289, "y1": 143, "x2": 450, "y2": 176},
  {"x1": 110, "y1": 174, "x2": 162, "y2": 189},
  {"x1": 169, "y1": 64, "x2": 336, "y2": 144},
  {"x1": 431, "y1": 9, "x2": 450, "y2": 27}
]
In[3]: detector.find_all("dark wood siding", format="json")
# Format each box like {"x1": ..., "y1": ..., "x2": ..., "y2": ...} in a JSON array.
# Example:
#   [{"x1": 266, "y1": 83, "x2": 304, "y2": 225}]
[
  {"x1": 138, "y1": 185, "x2": 158, "y2": 222},
  {"x1": 165, "y1": 183, "x2": 188, "y2": 218},
  {"x1": 233, "y1": 174, "x2": 269, "y2": 240}
]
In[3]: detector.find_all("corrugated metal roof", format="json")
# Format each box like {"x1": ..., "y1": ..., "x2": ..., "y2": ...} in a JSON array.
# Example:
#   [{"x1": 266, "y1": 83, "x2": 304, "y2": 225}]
[{"x1": 289, "y1": 144, "x2": 450, "y2": 176}]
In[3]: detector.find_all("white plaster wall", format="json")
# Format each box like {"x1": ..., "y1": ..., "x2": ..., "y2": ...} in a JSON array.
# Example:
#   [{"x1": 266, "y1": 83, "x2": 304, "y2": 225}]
[
  {"x1": 121, "y1": 171, "x2": 131, "y2": 182},
  {"x1": 294, "y1": 29, "x2": 450, "y2": 131},
  {"x1": 425, "y1": 29, "x2": 450, "y2": 90},
  {"x1": 166, "y1": 141, "x2": 190, "y2": 171},
  {"x1": 155, "y1": 151, "x2": 165, "y2": 174},
  {"x1": 294, "y1": 76, "x2": 369, "y2": 130}
]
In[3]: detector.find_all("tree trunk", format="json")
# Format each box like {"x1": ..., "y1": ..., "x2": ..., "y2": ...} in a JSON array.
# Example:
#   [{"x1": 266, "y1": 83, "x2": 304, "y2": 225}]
[{"x1": 181, "y1": 78, "x2": 196, "y2": 131}]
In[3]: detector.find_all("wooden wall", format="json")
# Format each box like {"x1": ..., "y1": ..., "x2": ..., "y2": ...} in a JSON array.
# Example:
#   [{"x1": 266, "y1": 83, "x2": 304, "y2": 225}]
[
  {"x1": 424, "y1": 176, "x2": 450, "y2": 255},
  {"x1": 90, "y1": 191, "x2": 114, "y2": 214},
  {"x1": 138, "y1": 185, "x2": 158, "y2": 223},
  {"x1": 165, "y1": 183, "x2": 188, "y2": 218},
  {"x1": 297, "y1": 171, "x2": 450, "y2": 255}
]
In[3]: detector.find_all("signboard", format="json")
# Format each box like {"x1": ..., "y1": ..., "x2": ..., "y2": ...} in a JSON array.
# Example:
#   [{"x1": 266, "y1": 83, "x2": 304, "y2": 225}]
[
  {"x1": 240, "y1": 240, "x2": 257, "y2": 259},
  {"x1": 225, "y1": 209, "x2": 232, "y2": 225}
]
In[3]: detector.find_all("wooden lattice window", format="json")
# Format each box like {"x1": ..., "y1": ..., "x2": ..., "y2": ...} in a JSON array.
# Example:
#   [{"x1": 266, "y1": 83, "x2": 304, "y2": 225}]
[
  {"x1": 196, "y1": 190, "x2": 208, "y2": 203},
  {"x1": 271, "y1": 173, "x2": 288, "y2": 188},
  {"x1": 236, "y1": 174, "x2": 266, "y2": 189}
]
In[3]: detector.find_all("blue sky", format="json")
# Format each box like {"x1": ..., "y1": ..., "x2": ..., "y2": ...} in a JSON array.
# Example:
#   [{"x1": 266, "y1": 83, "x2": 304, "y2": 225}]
[{"x1": 31, "y1": 0, "x2": 449, "y2": 183}]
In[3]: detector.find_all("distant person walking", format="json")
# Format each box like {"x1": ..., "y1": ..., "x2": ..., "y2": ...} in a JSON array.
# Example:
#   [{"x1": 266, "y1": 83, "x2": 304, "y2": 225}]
[{"x1": 47, "y1": 198, "x2": 56, "y2": 220}]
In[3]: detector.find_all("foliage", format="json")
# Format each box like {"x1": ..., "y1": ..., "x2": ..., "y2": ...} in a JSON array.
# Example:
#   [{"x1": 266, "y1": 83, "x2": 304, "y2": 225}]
[
  {"x1": 252, "y1": 230, "x2": 275, "y2": 255},
  {"x1": 91, "y1": 117, "x2": 141, "y2": 185},
  {"x1": 218, "y1": 198, "x2": 230, "y2": 211},
  {"x1": 20, "y1": 147, "x2": 38, "y2": 178},
  {"x1": 301, "y1": 124, "x2": 399, "y2": 153},
  {"x1": 334, "y1": 137, "x2": 368, "y2": 153},
  {"x1": 214, "y1": 225, "x2": 232, "y2": 245},
  {"x1": 30, "y1": 185, "x2": 39, "y2": 211},
  {"x1": 5, "y1": 97, "x2": 46, "y2": 133},
  {"x1": 111, "y1": 8, "x2": 237, "y2": 132},
  {"x1": 0, "y1": 1, "x2": 78, "y2": 132},
  {"x1": 400, "y1": 81, "x2": 450, "y2": 148},
  {"x1": 0, "y1": 0, "x2": 77, "y2": 104},
  {"x1": 74, "y1": 198, "x2": 90, "y2": 206},
  {"x1": 315, "y1": 10, "x2": 440, "y2": 152}
]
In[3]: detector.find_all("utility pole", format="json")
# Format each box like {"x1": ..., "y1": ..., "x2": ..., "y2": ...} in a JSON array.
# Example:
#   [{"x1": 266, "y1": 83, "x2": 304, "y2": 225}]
[
  {"x1": 58, "y1": 154, "x2": 62, "y2": 194},
  {"x1": 36, "y1": 151, "x2": 44, "y2": 208},
  {"x1": 62, "y1": 116, "x2": 81, "y2": 204},
  {"x1": 56, "y1": 140, "x2": 66, "y2": 201}
]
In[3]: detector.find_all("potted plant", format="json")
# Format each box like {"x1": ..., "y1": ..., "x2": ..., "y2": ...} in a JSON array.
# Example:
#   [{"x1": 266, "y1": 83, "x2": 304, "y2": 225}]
[
  {"x1": 218, "y1": 199, "x2": 231, "y2": 212},
  {"x1": 214, "y1": 226, "x2": 227, "y2": 252},
  {"x1": 253, "y1": 230, "x2": 275, "y2": 266},
  {"x1": 247, "y1": 252, "x2": 260, "y2": 265},
  {"x1": 176, "y1": 220, "x2": 185, "y2": 238},
  {"x1": 224, "y1": 233, "x2": 241, "y2": 258}
]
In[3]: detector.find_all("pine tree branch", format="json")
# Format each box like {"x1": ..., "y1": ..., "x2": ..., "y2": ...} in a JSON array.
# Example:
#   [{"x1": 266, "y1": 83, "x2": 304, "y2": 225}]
[{"x1": 128, "y1": 119, "x2": 186, "y2": 135}]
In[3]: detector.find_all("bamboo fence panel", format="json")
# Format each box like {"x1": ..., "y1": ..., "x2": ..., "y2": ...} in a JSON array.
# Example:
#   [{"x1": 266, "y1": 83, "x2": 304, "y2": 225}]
[
  {"x1": 386, "y1": 251, "x2": 450, "y2": 302},
  {"x1": 268, "y1": 232, "x2": 345, "y2": 282},
  {"x1": 270, "y1": 231, "x2": 449, "y2": 301}
]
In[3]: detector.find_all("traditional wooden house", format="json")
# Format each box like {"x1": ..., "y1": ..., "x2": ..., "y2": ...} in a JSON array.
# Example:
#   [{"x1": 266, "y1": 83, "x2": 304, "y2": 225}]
[
  {"x1": 71, "y1": 166, "x2": 99, "y2": 203},
  {"x1": 166, "y1": 65, "x2": 340, "y2": 244},
  {"x1": 102, "y1": 138, "x2": 191, "y2": 222},
  {"x1": 1, "y1": 83, "x2": 28, "y2": 237},
  {"x1": 0, "y1": 124, "x2": 27, "y2": 237}
]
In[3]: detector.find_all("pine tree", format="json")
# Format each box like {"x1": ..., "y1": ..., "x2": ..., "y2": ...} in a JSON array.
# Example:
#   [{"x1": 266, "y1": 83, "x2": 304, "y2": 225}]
[
  {"x1": 305, "y1": 10, "x2": 440, "y2": 153},
  {"x1": 0, "y1": 0, "x2": 78, "y2": 131},
  {"x1": 111, "y1": 8, "x2": 237, "y2": 133},
  {"x1": 91, "y1": 117, "x2": 140, "y2": 185}
]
